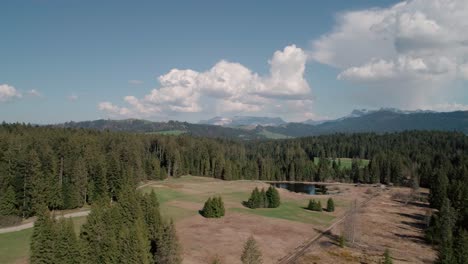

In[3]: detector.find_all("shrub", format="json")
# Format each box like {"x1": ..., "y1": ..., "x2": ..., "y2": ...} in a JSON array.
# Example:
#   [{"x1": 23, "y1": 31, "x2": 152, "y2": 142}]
[
  {"x1": 201, "y1": 196, "x2": 225, "y2": 218},
  {"x1": 327, "y1": 198, "x2": 335, "y2": 212},
  {"x1": 307, "y1": 199, "x2": 322, "y2": 212}
]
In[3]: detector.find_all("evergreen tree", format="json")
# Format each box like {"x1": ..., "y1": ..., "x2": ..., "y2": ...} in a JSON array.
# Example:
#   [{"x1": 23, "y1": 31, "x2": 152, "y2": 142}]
[
  {"x1": 383, "y1": 249, "x2": 393, "y2": 264},
  {"x1": 436, "y1": 198, "x2": 456, "y2": 264},
  {"x1": 453, "y1": 228, "x2": 468, "y2": 264},
  {"x1": 30, "y1": 207, "x2": 56, "y2": 264},
  {"x1": 307, "y1": 199, "x2": 322, "y2": 212},
  {"x1": 241, "y1": 236, "x2": 262, "y2": 264},
  {"x1": 259, "y1": 188, "x2": 267, "y2": 208},
  {"x1": 154, "y1": 220, "x2": 182, "y2": 264},
  {"x1": 246, "y1": 187, "x2": 262, "y2": 209},
  {"x1": 80, "y1": 200, "x2": 119, "y2": 263},
  {"x1": 430, "y1": 170, "x2": 449, "y2": 210},
  {"x1": 0, "y1": 185, "x2": 18, "y2": 215},
  {"x1": 266, "y1": 186, "x2": 280, "y2": 208},
  {"x1": 202, "y1": 196, "x2": 225, "y2": 218},
  {"x1": 54, "y1": 218, "x2": 82, "y2": 264},
  {"x1": 317, "y1": 200, "x2": 323, "y2": 212},
  {"x1": 327, "y1": 198, "x2": 335, "y2": 212},
  {"x1": 202, "y1": 197, "x2": 214, "y2": 218}
]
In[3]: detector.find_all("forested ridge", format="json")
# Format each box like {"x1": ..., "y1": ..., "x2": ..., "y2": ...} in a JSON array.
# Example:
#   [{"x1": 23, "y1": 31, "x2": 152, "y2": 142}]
[
  {"x1": 1, "y1": 124, "x2": 468, "y2": 263},
  {"x1": 1, "y1": 123, "x2": 467, "y2": 217}
]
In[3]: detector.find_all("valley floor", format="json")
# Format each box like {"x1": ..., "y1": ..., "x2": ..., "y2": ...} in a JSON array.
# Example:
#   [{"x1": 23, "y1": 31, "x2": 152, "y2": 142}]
[{"x1": 0, "y1": 176, "x2": 436, "y2": 264}]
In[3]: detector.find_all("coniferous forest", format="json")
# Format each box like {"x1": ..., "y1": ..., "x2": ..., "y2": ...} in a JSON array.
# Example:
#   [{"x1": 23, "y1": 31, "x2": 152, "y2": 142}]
[{"x1": 1, "y1": 123, "x2": 468, "y2": 262}]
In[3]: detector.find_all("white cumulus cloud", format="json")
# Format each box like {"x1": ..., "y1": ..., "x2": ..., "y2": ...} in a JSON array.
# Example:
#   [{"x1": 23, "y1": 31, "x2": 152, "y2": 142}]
[
  {"x1": 99, "y1": 45, "x2": 315, "y2": 120},
  {"x1": 311, "y1": 0, "x2": 468, "y2": 109},
  {"x1": 0, "y1": 84, "x2": 22, "y2": 102}
]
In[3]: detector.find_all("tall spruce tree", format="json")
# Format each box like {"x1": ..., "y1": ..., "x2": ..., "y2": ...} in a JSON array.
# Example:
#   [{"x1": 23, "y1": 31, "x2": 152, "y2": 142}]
[
  {"x1": 327, "y1": 198, "x2": 335, "y2": 212},
  {"x1": 30, "y1": 207, "x2": 56, "y2": 264},
  {"x1": 54, "y1": 218, "x2": 82, "y2": 264},
  {"x1": 154, "y1": 220, "x2": 182, "y2": 264},
  {"x1": 241, "y1": 236, "x2": 262, "y2": 264},
  {"x1": 266, "y1": 186, "x2": 280, "y2": 208},
  {"x1": 436, "y1": 198, "x2": 456, "y2": 264},
  {"x1": 0, "y1": 185, "x2": 18, "y2": 215}
]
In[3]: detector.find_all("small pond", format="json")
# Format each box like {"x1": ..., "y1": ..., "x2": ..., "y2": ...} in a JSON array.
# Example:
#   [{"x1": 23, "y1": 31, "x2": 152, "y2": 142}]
[{"x1": 270, "y1": 182, "x2": 327, "y2": 195}]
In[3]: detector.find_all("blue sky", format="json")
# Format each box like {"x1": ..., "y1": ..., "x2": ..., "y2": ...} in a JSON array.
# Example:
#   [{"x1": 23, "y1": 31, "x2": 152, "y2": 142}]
[{"x1": 1, "y1": 0, "x2": 467, "y2": 123}]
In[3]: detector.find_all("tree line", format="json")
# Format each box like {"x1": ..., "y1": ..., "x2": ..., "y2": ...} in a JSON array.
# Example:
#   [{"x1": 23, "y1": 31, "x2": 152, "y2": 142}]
[{"x1": 1, "y1": 124, "x2": 468, "y2": 219}]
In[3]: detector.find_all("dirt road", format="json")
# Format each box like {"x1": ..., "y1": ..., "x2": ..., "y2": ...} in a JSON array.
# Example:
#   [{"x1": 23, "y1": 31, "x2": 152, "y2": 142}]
[{"x1": 0, "y1": 181, "x2": 153, "y2": 234}]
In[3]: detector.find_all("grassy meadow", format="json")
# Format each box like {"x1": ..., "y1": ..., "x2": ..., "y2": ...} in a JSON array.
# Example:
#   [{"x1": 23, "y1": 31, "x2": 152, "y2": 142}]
[{"x1": 1, "y1": 176, "x2": 345, "y2": 263}]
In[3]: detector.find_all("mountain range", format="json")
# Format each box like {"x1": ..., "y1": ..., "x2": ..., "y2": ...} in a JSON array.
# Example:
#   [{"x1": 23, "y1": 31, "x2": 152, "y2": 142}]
[{"x1": 56, "y1": 108, "x2": 468, "y2": 139}]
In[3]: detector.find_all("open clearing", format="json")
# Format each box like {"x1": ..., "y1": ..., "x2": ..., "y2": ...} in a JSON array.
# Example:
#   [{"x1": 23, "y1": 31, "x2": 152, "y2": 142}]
[
  {"x1": 296, "y1": 187, "x2": 436, "y2": 264},
  {"x1": 141, "y1": 176, "x2": 370, "y2": 263},
  {"x1": 0, "y1": 176, "x2": 435, "y2": 264}
]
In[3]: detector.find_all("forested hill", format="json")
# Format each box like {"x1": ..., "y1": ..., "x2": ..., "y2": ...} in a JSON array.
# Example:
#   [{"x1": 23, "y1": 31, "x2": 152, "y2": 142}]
[
  {"x1": 263, "y1": 110, "x2": 468, "y2": 137},
  {"x1": 55, "y1": 110, "x2": 468, "y2": 139},
  {"x1": 56, "y1": 119, "x2": 262, "y2": 139}
]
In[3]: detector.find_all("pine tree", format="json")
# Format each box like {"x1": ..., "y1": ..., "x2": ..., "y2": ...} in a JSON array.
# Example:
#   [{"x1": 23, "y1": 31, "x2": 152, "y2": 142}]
[
  {"x1": 202, "y1": 196, "x2": 225, "y2": 218},
  {"x1": 383, "y1": 249, "x2": 393, "y2": 264},
  {"x1": 430, "y1": 170, "x2": 449, "y2": 210},
  {"x1": 54, "y1": 218, "x2": 82, "y2": 264},
  {"x1": 327, "y1": 198, "x2": 335, "y2": 212},
  {"x1": 241, "y1": 236, "x2": 262, "y2": 264},
  {"x1": 246, "y1": 187, "x2": 261, "y2": 209},
  {"x1": 266, "y1": 186, "x2": 280, "y2": 208},
  {"x1": 118, "y1": 222, "x2": 151, "y2": 264},
  {"x1": 0, "y1": 185, "x2": 18, "y2": 215},
  {"x1": 155, "y1": 220, "x2": 182, "y2": 264},
  {"x1": 453, "y1": 228, "x2": 468, "y2": 264},
  {"x1": 202, "y1": 197, "x2": 214, "y2": 217},
  {"x1": 80, "y1": 200, "x2": 119, "y2": 263},
  {"x1": 259, "y1": 188, "x2": 267, "y2": 208},
  {"x1": 436, "y1": 198, "x2": 456, "y2": 264},
  {"x1": 317, "y1": 200, "x2": 323, "y2": 212},
  {"x1": 30, "y1": 207, "x2": 56, "y2": 264},
  {"x1": 307, "y1": 199, "x2": 322, "y2": 212}
]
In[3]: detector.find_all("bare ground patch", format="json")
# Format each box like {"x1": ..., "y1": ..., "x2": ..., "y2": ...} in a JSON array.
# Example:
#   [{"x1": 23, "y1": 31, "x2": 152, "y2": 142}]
[
  {"x1": 176, "y1": 212, "x2": 319, "y2": 264},
  {"x1": 296, "y1": 188, "x2": 436, "y2": 264}
]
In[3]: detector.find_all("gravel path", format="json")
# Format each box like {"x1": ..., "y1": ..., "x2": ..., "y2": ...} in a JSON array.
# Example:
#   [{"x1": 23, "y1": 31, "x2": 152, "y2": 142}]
[
  {"x1": 0, "y1": 181, "x2": 154, "y2": 234},
  {"x1": 0, "y1": 210, "x2": 91, "y2": 234}
]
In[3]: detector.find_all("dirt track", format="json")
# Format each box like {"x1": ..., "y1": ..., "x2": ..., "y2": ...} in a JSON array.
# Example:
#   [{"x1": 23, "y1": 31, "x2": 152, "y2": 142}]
[{"x1": 0, "y1": 182, "x2": 153, "y2": 234}]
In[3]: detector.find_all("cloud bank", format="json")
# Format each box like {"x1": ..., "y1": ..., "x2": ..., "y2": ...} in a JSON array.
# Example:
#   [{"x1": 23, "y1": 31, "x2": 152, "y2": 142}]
[
  {"x1": 99, "y1": 45, "x2": 316, "y2": 121},
  {"x1": 311, "y1": 0, "x2": 468, "y2": 110}
]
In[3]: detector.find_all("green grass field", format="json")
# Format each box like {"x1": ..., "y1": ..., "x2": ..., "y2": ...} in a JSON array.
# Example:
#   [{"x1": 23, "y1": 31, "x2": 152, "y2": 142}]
[
  {"x1": 0, "y1": 228, "x2": 32, "y2": 264},
  {"x1": 141, "y1": 176, "x2": 337, "y2": 226},
  {"x1": 0, "y1": 216, "x2": 87, "y2": 264},
  {"x1": 313, "y1": 157, "x2": 369, "y2": 169}
]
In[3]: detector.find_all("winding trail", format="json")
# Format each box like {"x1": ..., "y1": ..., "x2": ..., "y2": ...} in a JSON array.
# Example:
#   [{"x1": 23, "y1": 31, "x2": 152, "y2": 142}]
[{"x1": 0, "y1": 181, "x2": 154, "y2": 234}]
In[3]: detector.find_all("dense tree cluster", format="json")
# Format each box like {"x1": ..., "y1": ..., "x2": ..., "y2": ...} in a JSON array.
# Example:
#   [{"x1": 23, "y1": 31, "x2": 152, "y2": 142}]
[
  {"x1": 245, "y1": 186, "x2": 280, "y2": 209},
  {"x1": 307, "y1": 199, "x2": 322, "y2": 212},
  {"x1": 201, "y1": 196, "x2": 225, "y2": 218},
  {"x1": 30, "y1": 188, "x2": 182, "y2": 264}
]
